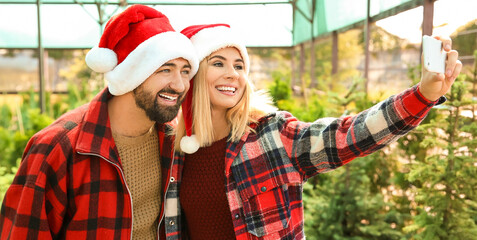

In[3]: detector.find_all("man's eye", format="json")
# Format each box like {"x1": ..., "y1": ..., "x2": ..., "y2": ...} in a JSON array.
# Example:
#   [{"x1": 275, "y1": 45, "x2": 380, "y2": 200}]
[
  {"x1": 158, "y1": 69, "x2": 170, "y2": 73},
  {"x1": 182, "y1": 70, "x2": 190, "y2": 75}
]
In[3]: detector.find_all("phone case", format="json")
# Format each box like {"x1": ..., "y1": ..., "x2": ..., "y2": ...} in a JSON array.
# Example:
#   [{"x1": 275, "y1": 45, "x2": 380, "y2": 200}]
[{"x1": 422, "y1": 35, "x2": 447, "y2": 74}]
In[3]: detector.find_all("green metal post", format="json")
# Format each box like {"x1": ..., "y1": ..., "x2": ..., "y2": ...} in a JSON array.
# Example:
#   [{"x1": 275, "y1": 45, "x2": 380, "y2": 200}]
[
  {"x1": 37, "y1": 0, "x2": 45, "y2": 113},
  {"x1": 364, "y1": 0, "x2": 370, "y2": 94}
]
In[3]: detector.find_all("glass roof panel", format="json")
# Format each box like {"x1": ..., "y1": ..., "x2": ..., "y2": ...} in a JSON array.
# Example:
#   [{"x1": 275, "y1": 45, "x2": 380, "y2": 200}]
[
  {"x1": 0, "y1": 0, "x2": 421, "y2": 48},
  {"x1": 0, "y1": 0, "x2": 289, "y2": 4},
  {"x1": 293, "y1": 0, "x2": 418, "y2": 45}
]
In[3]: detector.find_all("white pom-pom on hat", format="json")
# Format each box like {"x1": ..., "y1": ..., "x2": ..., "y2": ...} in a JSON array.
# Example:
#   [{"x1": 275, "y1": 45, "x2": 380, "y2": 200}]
[
  {"x1": 85, "y1": 47, "x2": 118, "y2": 73},
  {"x1": 180, "y1": 134, "x2": 200, "y2": 154}
]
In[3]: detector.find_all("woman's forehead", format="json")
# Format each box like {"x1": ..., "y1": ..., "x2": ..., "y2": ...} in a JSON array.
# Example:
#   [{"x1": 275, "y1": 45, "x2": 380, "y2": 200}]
[{"x1": 211, "y1": 47, "x2": 242, "y2": 59}]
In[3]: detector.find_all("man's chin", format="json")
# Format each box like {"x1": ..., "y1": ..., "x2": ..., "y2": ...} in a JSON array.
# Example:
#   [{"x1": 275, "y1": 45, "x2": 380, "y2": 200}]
[{"x1": 148, "y1": 106, "x2": 180, "y2": 123}]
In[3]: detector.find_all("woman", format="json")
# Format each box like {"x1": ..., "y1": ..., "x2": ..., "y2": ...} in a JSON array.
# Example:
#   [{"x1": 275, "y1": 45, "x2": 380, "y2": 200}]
[{"x1": 160, "y1": 24, "x2": 461, "y2": 240}]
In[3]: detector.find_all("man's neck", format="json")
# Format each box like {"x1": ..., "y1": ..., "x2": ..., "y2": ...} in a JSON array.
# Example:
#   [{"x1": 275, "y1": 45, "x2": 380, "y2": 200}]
[{"x1": 108, "y1": 92, "x2": 155, "y2": 137}]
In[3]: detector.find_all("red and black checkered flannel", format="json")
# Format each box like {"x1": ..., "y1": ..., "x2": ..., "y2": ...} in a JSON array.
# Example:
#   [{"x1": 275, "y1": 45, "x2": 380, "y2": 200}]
[
  {"x1": 0, "y1": 88, "x2": 175, "y2": 240},
  {"x1": 160, "y1": 85, "x2": 443, "y2": 240}
]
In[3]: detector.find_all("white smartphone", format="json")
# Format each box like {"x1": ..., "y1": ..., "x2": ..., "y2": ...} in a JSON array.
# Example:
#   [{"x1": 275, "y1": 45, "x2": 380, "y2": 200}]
[{"x1": 422, "y1": 35, "x2": 447, "y2": 74}]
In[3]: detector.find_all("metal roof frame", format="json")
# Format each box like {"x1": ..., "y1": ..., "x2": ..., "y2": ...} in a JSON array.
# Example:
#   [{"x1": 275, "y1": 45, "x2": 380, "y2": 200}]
[{"x1": 0, "y1": 0, "x2": 433, "y2": 112}]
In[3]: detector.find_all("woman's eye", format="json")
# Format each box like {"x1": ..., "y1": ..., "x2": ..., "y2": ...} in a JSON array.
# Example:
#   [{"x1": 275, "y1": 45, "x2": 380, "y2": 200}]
[
  {"x1": 234, "y1": 65, "x2": 244, "y2": 70},
  {"x1": 213, "y1": 62, "x2": 223, "y2": 67}
]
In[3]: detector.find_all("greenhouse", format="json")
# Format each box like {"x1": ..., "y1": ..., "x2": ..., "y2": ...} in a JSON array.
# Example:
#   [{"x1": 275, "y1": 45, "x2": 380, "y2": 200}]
[
  {"x1": 1, "y1": 0, "x2": 476, "y2": 239},
  {"x1": 0, "y1": 0, "x2": 437, "y2": 109}
]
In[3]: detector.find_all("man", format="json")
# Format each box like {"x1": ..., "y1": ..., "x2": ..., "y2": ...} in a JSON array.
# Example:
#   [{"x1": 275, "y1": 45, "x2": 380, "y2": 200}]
[{"x1": 0, "y1": 5, "x2": 198, "y2": 239}]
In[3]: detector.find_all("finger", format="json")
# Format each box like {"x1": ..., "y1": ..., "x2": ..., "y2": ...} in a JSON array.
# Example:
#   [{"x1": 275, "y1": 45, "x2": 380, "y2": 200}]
[
  {"x1": 426, "y1": 71, "x2": 445, "y2": 82},
  {"x1": 435, "y1": 36, "x2": 452, "y2": 51},
  {"x1": 446, "y1": 50, "x2": 459, "y2": 77},
  {"x1": 436, "y1": 73, "x2": 445, "y2": 82},
  {"x1": 450, "y1": 60, "x2": 462, "y2": 81}
]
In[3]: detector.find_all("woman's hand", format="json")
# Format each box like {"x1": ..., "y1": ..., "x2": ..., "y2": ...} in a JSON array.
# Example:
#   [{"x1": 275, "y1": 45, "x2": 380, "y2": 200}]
[{"x1": 419, "y1": 36, "x2": 462, "y2": 102}]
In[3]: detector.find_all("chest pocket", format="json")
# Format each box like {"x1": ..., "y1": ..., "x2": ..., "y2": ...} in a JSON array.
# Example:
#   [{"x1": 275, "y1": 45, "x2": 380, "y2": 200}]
[
  {"x1": 242, "y1": 182, "x2": 291, "y2": 238},
  {"x1": 231, "y1": 149, "x2": 299, "y2": 237}
]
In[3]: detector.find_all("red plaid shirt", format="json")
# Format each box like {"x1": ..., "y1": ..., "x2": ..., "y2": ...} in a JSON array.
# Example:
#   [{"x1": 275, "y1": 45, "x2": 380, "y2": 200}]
[
  {"x1": 161, "y1": 85, "x2": 442, "y2": 240},
  {"x1": 0, "y1": 88, "x2": 176, "y2": 240}
]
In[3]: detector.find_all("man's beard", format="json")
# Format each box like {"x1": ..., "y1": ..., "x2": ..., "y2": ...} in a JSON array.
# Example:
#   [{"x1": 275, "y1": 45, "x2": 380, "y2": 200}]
[{"x1": 133, "y1": 85, "x2": 184, "y2": 124}]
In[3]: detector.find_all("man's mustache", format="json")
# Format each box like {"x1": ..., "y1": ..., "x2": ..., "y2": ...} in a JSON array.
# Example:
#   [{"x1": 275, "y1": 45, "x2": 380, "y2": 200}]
[{"x1": 157, "y1": 89, "x2": 185, "y2": 101}]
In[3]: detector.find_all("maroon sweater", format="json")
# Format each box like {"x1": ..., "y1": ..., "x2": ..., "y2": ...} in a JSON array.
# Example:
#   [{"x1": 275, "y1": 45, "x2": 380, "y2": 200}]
[{"x1": 179, "y1": 137, "x2": 236, "y2": 239}]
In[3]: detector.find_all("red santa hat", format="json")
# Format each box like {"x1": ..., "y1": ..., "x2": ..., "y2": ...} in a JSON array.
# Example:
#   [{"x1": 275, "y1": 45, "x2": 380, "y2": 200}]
[
  {"x1": 85, "y1": 5, "x2": 199, "y2": 96},
  {"x1": 179, "y1": 24, "x2": 249, "y2": 154}
]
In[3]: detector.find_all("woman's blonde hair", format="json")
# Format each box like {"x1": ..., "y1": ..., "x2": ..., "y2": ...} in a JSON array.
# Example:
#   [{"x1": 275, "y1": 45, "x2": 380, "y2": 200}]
[{"x1": 174, "y1": 56, "x2": 277, "y2": 152}]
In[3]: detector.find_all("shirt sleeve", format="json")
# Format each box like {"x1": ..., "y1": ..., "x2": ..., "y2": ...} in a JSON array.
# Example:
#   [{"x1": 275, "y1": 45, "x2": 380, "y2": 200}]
[
  {"x1": 277, "y1": 84, "x2": 439, "y2": 180},
  {"x1": 0, "y1": 134, "x2": 66, "y2": 239}
]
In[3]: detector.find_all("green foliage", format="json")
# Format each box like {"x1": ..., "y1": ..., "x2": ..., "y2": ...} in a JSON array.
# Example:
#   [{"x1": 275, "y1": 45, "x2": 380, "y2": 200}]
[
  {"x1": 284, "y1": 96, "x2": 327, "y2": 122},
  {"x1": 268, "y1": 62, "x2": 328, "y2": 121},
  {"x1": 0, "y1": 104, "x2": 12, "y2": 127},
  {"x1": 0, "y1": 24, "x2": 476, "y2": 239},
  {"x1": 269, "y1": 70, "x2": 292, "y2": 103},
  {"x1": 0, "y1": 127, "x2": 14, "y2": 167},
  {"x1": 398, "y1": 63, "x2": 437, "y2": 163},
  {"x1": 281, "y1": 22, "x2": 477, "y2": 240},
  {"x1": 359, "y1": 25, "x2": 407, "y2": 53},
  {"x1": 404, "y1": 75, "x2": 477, "y2": 239},
  {"x1": 316, "y1": 30, "x2": 363, "y2": 93},
  {"x1": 0, "y1": 90, "x2": 55, "y2": 171},
  {"x1": 277, "y1": 26, "x2": 477, "y2": 237},
  {"x1": 296, "y1": 74, "x2": 410, "y2": 239},
  {"x1": 305, "y1": 153, "x2": 408, "y2": 240},
  {"x1": 452, "y1": 20, "x2": 477, "y2": 57},
  {"x1": 0, "y1": 163, "x2": 17, "y2": 202},
  {"x1": 0, "y1": 92, "x2": 55, "y2": 201},
  {"x1": 0, "y1": 50, "x2": 103, "y2": 200}
]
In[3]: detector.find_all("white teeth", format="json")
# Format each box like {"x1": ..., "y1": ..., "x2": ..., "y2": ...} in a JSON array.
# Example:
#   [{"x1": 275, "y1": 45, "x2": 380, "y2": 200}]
[
  {"x1": 159, "y1": 94, "x2": 177, "y2": 100},
  {"x1": 216, "y1": 86, "x2": 236, "y2": 92}
]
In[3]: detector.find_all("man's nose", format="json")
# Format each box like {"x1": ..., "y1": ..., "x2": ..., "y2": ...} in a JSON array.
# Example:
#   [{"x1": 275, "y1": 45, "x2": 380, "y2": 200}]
[{"x1": 169, "y1": 71, "x2": 186, "y2": 93}]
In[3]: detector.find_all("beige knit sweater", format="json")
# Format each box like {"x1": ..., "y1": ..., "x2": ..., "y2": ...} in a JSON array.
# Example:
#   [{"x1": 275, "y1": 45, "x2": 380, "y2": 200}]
[{"x1": 112, "y1": 125, "x2": 161, "y2": 240}]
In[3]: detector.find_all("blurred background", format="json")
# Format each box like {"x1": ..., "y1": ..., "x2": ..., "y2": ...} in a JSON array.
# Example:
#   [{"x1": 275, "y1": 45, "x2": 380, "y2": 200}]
[{"x1": 1, "y1": 0, "x2": 476, "y2": 239}]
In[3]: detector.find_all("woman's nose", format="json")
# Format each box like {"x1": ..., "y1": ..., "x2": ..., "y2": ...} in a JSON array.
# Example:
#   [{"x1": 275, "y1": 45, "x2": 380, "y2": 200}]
[{"x1": 225, "y1": 66, "x2": 239, "y2": 79}]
